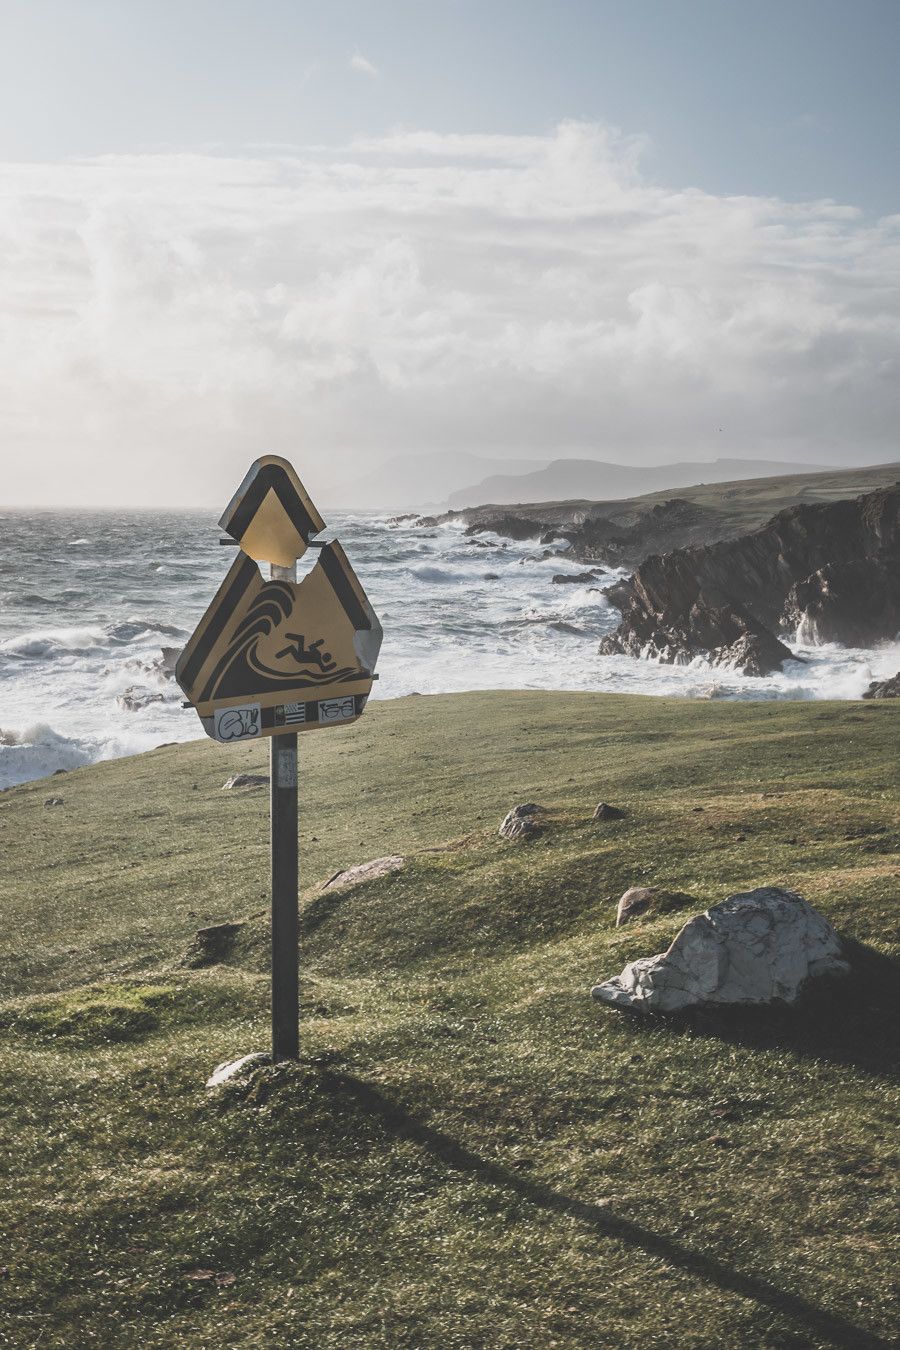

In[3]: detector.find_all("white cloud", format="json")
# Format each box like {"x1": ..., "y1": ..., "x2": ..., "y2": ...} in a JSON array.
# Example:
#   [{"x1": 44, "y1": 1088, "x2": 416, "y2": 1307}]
[
  {"x1": 0, "y1": 121, "x2": 897, "y2": 506},
  {"x1": 349, "y1": 50, "x2": 379, "y2": 78}
]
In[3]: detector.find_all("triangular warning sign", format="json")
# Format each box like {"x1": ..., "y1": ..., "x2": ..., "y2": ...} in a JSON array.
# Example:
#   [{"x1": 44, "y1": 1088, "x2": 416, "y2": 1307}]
[
  {"x1": 177, "y1": 543, "x2": 382, "y2": 743},
  {"x1": 219, "y1": 455, "x2": 327, "y2": 567}
]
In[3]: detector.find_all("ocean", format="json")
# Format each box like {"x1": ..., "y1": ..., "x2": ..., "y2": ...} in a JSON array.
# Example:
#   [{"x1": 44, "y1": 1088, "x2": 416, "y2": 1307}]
[{"x1": 1, "y1": 509, "x2": 897, "y2": 789}]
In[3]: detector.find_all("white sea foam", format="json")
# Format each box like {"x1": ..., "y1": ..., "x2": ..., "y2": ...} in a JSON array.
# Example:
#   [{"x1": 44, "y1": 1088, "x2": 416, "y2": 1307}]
[
  {"x1": 408, "y1": 564, "x2": 463, "y2": 583},
  {"x1": 0, "y1": 626, "x2": 109, "y2": 660},
  {"x1": 0, "y1": 722, "x2": 94, "y2": 787}
]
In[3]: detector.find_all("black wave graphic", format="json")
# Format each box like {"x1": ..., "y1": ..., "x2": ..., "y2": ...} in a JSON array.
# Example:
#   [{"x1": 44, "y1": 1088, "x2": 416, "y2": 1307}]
[{"x1": 200, "y1": 580, "x2": 360, "y2": 702}]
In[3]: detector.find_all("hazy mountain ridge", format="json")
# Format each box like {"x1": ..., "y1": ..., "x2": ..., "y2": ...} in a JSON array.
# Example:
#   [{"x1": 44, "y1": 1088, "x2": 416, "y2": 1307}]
[
  {"x1": 323, "y1": 451, "x2": 848, "y2": 513},
  {"x1": 447, "y1": 457, "x2": 825, "y2": 509},
  {"x1": 322, "y1": 452, "x2": 549, "y2": 511},
  {"x1": 450, "y1": 461, "x2": 900, "y2": 557}
]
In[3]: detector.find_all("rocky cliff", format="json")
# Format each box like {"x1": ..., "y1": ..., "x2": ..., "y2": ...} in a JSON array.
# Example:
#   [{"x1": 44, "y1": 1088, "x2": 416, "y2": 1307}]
[
  {"x1": 428, "y1": 462, "x2": 900, "y2": 569},
  {"x1": 599, "y1": 485, "x2": 899, "y2": 675},
  {"x1": 454, "y1": 498, "x2": 733, "y2": 563}
]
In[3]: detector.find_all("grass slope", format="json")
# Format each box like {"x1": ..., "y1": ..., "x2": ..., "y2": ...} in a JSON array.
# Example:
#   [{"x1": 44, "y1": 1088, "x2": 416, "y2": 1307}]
[
  {"x1": 0, "y1": 691, "x2": 898, "y2": 1349},
  {"x1": 458, "y1": 460, "x2": 900, "y2": 534}
]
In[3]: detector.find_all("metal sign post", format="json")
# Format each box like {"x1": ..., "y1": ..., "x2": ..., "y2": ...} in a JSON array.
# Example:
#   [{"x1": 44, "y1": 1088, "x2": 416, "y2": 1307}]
[
  {"x1": 177, "y1": 457, "x2": 382, "y2": 1068},
  {"x1": 270, "y1": 561, "x2": 299, "y2": 1061}
]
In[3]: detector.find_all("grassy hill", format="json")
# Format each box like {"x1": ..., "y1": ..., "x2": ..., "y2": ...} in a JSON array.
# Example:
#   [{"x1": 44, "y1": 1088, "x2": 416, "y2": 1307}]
[
  {"x1": 0, "y1": 692, "x2": 898, "y2": 1348},
  {"x1": 456, "y1": 460, "x2": 900, "y2": 538}
]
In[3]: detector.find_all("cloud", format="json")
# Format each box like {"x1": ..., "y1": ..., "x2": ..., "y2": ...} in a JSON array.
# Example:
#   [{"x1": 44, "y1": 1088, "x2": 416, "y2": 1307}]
[
  {"x1": 0, "y1": 121, "x2": 897, "y2": 505},
  {"x1": 349, "y1": 50, "x2": 379, "y2": 78}
]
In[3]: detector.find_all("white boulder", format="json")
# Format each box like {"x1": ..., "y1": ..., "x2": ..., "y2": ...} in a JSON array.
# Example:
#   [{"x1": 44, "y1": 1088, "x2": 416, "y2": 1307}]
[
  {"x1": 592, "y1": 887, "x2": 849, "y2": 1013},
  {"x1": 206, "y1": 1052, "x2": 270, "y2": 1088},
  {"x1": 499, "y1": 803, "x2": 542, "y2": 841}
]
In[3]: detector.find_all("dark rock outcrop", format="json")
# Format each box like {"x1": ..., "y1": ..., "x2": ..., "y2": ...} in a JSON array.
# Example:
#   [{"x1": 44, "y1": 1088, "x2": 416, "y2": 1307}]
[
  {"x1": 464, "y1": 514, "x2": 547, "y2": 542},
  {"x1": 600, "y1": 486, "x2": 899, "y2": 675},
  {"x1": 116, "y1": 686, "x2": 167, "y2": 712},
  {"x1": 863, "y1": 671, "x2": 900, "y2": 699},
  {"x1": 566, "y1": 499, "x2": 724, "y2": 566},
  {"x1": 457, "y1": 498, "x2": 728, "y2": 565},
  {"x1": 551, "y1": 570, "x2": 602, "y2": 585},
  {"x1": 782, "y1": 556, "x2": 900, "y2": 647}
]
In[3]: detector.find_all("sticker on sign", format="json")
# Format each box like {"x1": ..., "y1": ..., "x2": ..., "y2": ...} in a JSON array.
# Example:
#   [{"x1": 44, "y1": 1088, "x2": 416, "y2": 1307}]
[
  {"x1": 275, "y1": 701, "x2": 307, "y2": 726},
  {"x1": 213, "y1": 704, "x2": 262, "y2": 742},
  {"x1": 318, "y1": 696, "x2": 355, "y2": 724}
]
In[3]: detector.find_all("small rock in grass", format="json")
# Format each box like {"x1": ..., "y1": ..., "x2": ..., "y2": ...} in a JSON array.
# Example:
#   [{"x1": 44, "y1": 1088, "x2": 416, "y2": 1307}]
[
  {"x1": 592, "y1": 802, "x2": 624, "y2": 822},
  {"x1": 222, "y1": 773, "x2": 269, "y2": 790},
  {"x1": 593, "y1": 886, "x2": 849, "y2": 1014},
  {"x1": 43, "y1": 796, "x2": 64, "y2": 807},
  {"x1": 206, "y1": 1052, "x2": 270, "y2": 1088},
  {"x1": 499, "y1": 803, "x2": 542, "y2": 841},
  {"x1": 615, "y1": 886, "x2": 695, "y2": 927},
  {"x1": 322, "y1": 856, "x2": 405, "y2": 890}
]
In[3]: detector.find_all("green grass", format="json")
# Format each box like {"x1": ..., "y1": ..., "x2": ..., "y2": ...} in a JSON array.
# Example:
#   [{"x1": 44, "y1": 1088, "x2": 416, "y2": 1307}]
[
  {"x1": 0, "y1": 691, "x2": 897, "y2": 1348},
  {"x1": 0, "y1": 982, "x2": 177, "y2": 1044},
  {"x1": 462, "y1": 459, "x2": 900, "y2": 534}
]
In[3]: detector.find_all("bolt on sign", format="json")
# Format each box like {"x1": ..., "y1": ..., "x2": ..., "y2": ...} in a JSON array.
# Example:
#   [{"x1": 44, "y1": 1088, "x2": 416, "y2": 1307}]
[{"x1": 176, "y1": 455, "x2": 383, "y2": 742}]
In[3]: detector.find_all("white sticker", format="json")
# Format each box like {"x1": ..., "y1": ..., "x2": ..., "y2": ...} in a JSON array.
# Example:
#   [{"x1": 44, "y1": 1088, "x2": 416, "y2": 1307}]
[
  {"x1": 318, "y1": 696, "x2": 355, "y2": 725},
  {"x1": 277, "y1": 748, "x2": 297, "y2": 787},
  {"x1": 213, "y1": 703, "x2": 262, "y2": 742}
]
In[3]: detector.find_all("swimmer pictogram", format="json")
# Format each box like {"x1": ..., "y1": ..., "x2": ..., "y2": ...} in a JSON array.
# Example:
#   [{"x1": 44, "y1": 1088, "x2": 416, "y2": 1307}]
[{"x1": 275, "y1": 634, "x2": 337, "y2": 673}]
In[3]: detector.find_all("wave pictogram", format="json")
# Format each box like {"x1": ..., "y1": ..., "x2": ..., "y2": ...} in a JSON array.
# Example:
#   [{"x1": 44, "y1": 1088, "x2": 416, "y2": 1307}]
[{"x1": 201, "y1": 581, "x2": 359, "y2": 702}]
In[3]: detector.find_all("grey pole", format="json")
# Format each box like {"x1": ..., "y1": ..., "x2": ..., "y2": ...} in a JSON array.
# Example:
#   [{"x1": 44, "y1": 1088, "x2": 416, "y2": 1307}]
[{"x1": 270, "y1": 561, "x2": 300, "y2": 1061}]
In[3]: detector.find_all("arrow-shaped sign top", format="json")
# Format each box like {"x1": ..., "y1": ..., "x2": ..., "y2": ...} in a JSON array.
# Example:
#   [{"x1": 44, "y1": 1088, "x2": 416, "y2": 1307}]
[{"x1": 219, "y1": 454, "x2": 327, "y2": 567}]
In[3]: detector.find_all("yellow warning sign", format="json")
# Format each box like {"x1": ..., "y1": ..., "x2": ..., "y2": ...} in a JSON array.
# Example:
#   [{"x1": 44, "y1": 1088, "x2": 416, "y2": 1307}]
[
  {"x1": 178, "y1": 476, "x2": 382, "y2": 740},
  {"x1": 219, "y1": 455, "x2": 326, "y2": 567}
]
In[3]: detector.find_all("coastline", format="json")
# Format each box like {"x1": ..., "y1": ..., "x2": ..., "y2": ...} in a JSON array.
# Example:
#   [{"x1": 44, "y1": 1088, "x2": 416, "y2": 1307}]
[{"x1": 2, "y1": 474, "x2": 898, "y2": 790}]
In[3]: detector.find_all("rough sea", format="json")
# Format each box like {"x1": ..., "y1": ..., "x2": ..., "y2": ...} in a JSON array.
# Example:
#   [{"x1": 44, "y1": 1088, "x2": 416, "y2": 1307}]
[{"x1": 2, "y1": 509, "x2": 898, "y2": 789}]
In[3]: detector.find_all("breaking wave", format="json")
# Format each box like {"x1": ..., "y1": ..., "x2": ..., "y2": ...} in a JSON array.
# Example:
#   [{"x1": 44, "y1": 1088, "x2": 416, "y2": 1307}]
[{"x1": 0, "y1": 723, "x2": 94, "y2": 787}]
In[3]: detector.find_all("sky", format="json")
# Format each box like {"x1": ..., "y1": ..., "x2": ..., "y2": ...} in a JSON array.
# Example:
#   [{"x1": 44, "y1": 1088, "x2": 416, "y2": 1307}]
[{"x1": 1, "y1": 0, "x2": 898, "y2": 507}]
